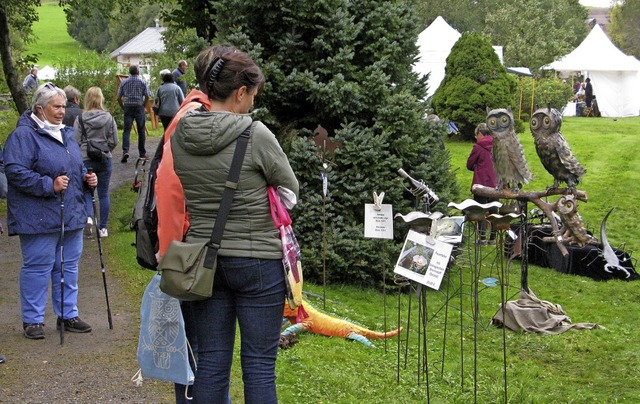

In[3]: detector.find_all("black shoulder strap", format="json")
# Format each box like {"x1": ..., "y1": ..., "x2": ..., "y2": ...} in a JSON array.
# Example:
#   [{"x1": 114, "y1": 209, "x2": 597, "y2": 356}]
[{"x1": 203, "y1": 123, "x2": 253, "y2": 268}]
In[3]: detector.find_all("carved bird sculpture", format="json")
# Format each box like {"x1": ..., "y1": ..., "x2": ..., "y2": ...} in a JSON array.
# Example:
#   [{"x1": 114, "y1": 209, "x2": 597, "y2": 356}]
[
  {"x1": 530, "y1": 106, "x2": 586, "y2": 191},
  {"x1": 486, "y1": 107, "x2": 533, "y2": 190}
]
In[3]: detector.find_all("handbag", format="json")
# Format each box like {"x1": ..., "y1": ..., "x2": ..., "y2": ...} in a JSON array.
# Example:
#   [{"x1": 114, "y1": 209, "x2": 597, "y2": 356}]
[
  {"x1": 158, "y1": 123, "x2": 253, "y2": 301},
  {"x1": 136, "y1": 273, "x2": 195, "y2": 386},
  {"x1": 78, "y1": 115, "x2": 110, "y2": 162},
  {"x1": 267, "y1": 186, "x2": 304, "y2": 310}
]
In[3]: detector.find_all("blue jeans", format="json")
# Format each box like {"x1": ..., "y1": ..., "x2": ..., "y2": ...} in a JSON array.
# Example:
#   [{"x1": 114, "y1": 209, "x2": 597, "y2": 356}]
[
  {"x1": 122, "y1": 105, "x2": 147, "y2": 156},
  {"x1": 83, "y1": 158, "x2": 112, "y2": 229},
  {"x1": 190, "y1": 257, "x2": 285, "y2": 404},
  {"x1": 19, "y1": 229, "x2": 83, "y2": 323}
]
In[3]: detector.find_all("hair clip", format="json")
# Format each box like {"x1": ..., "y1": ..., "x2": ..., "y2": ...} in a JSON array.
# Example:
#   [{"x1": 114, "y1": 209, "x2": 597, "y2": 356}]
[{"x1": 206, "y1": 57, "x2": 226, "y2": 90}]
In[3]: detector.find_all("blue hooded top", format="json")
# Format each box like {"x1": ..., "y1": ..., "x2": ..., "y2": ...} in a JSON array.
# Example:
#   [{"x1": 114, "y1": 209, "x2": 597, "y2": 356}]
[{"x1": 4, "y1": 111, "x2": 88, "y2": 235}]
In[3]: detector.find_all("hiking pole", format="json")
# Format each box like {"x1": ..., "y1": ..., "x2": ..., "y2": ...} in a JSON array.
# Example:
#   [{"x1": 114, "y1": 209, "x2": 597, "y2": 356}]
[
  {"x1": 88, "y1": 168, "x2": 113, "y2": 329},
  {"x1": 59, "y1": 171, "x2": 67, "y2": 346}
]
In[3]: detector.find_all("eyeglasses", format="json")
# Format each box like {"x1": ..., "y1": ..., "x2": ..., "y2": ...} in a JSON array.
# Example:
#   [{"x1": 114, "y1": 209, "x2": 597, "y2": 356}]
[{"x1": 43, "y1": 82, "x2": 58, "y2": 90}]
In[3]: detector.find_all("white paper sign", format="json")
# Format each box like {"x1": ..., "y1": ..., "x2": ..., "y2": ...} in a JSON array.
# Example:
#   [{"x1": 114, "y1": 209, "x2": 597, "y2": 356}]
[
  {"x1": 394, "y1": 229, "x2": 453, "y2": 290},
  {"x1": 364, "y1": 203, "x2": 394, "y2": 239}
]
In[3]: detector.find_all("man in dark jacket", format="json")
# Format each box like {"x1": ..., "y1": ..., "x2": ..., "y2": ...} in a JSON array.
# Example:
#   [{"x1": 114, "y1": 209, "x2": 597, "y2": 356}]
[
  {"x1": 62, "y1": 86, "x2": 82, "y2": 126},
  {"x1": 584, "y1": 78, "x2": 594, "y2": 108},
  {"x1": 117, "y1": 65, "x2": 151, "y2": 162}
]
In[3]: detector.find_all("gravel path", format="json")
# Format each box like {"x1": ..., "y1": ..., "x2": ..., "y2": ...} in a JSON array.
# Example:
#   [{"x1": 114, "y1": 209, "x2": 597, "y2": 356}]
[{"x1": 0, "y1": 136, "x2": 176, "y2": 403}]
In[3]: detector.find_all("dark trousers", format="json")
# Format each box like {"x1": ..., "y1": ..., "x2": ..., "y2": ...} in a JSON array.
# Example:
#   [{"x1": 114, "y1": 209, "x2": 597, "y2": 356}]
[{"x1": 122, "y1": 105, "x2": 146, "y2": 157}]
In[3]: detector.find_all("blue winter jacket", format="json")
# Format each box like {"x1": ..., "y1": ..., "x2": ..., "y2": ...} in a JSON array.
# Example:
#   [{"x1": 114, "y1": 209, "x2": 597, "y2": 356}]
[{"x1": 4, "y1": 111, "x2": 88, "y2": 236}]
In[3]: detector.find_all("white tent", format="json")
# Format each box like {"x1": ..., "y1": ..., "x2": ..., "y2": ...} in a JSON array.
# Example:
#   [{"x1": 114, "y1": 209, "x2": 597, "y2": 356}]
[
  {"x1": 546, "y1": 24, "x2": 640, "y2": 117},
  {"x1": 414, "y1": 16, "x2": 461, "y2": 98},
  {"x1": 39, "y1": 65, "x2": 56, "y2": 80},
  {"x1": 414, "y1": 16, "x2": 505, "y2": 98}
]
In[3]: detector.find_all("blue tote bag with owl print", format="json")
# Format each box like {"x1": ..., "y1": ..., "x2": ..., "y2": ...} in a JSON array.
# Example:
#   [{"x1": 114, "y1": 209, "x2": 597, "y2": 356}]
[{"x1": 137, "y1": 274, "x2": 195, "y2": 386}]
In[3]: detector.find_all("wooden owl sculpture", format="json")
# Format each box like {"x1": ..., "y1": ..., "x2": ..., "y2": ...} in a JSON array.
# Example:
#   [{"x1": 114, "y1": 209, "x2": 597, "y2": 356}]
[
  {"x1": 530, "y1": 106, "x2": 586, "y2": 191},
  {"x1": 486, "y1": 107, "x2": 533, "y2": 190}
]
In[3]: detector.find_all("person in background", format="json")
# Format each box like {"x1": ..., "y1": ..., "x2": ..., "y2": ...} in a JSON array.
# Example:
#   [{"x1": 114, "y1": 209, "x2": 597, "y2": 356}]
[
  {"x1": 158, "y1": 45, "x2": 298, "y2": 403},
  {"x1": 4, "y1": 83, "x2": 97, "y2": 339},
  {"x1": 1, "y1": 143, "x2": 7, "y2": 235},
  {"x1": 173, "y1": 60, "x2": 188, "y2": 96},
  {"x1": 117, "y1": 65, "x2": 151, "y2": 162},
  {"x1": 584, "y1": 77, "x2": 594, "y2": 108},
  {"x1": 1, "y1": 140, "x2": 6, "y2": 357},
  {"x1": 73, "y1": 87, "x2": 118, "y2": 238},
  {"x1": 466, "y1": 123, "x2": 498, "y2": 244},
  {"x1": 573, "y1": 80, "x2": 581, "y2": 94},
  {"x1": 1, "y1": 145, "x2": 7, "y2": 358},
  {"x1": 155, "y1": 70, "x2": 184, "y2": 131},
  {"x1": 62, "y1": 86, "x2": 82, "y2": 127},
  {"x1": 22, "y1": 68, "x2": 38, "y2": 94}
]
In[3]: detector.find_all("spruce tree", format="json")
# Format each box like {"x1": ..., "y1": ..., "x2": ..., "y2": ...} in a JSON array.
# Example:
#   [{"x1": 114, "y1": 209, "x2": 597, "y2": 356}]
[
  {"x1": 213, "y1": 0, "x2": 459, "y2": 287},
  {"x1": 432, "y1": 32, "x2": 517, "y2": 140}
]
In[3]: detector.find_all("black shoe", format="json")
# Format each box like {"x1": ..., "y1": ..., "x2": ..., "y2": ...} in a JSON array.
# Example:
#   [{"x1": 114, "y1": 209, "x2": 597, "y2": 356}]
[
  {"x1": 23, "y1": 323, "x2": 45, "y2": 340},
  {"x1": 140, "y1": 154, "x2": 149, "y2": 160},
  {"x1": 121, "y1": 153, "x2": 129, "y2": 163},
  {"x1": 56, "y1": 317, "x2": 92, "y2": 333}
]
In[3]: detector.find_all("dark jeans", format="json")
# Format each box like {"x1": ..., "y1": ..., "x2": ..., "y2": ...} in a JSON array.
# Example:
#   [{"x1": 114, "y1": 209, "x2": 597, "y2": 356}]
[
  {"x1": 160, "y1": 115, "x2": 173, "y2": 132},
  {"x1": 122, "y1": 105, "x2": 146, "y2": 157},
  {"x1": 83, "y1": 158, "x2": 112, "y2": 229},
  {"x1": 187, "y1": 257, "x2": 285, "y2": 404}
]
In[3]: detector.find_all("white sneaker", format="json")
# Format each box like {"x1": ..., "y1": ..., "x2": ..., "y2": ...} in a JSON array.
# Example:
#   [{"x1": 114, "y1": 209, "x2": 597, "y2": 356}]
[
  {"x1": 98, "y1": 228, "x2": 108, "y2": 238},
  {"x1": 85, "y1": 217, "x2": 94, "y2": 236}
]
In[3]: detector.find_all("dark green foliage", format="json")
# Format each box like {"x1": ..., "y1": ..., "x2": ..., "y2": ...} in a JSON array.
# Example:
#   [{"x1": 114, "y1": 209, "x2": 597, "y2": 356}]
[
  {"x1": 61, "y1": 0, "x2": 159, "y2": 53},
  {"x1": 610, "y1": 0, "x2": 640, "y2": 59},
  {"x1": 65, "y1": 3, "x2": 110, "y2": 52},
  {"x1": 432, "y1": 33, "x2": 517, "y2": 140},
  {"x1": 212, "y1": 0, "x2": 459, "y2": 288}
]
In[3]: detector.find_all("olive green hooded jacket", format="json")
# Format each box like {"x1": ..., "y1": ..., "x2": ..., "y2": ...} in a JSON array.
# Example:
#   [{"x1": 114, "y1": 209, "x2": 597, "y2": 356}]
[{"x1": 171, "y1": 110, "x2": 298, "y2": 259}]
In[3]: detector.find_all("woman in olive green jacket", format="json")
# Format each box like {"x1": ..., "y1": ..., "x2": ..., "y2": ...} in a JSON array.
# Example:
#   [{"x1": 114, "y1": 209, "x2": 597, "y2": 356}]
[{"x1": 165, "y1": 45, "x2": 298, "y2": 404}]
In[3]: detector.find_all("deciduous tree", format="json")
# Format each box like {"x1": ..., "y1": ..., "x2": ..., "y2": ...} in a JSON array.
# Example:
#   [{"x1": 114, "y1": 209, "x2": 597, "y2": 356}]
[
  {"x1": 0, "y1": 0, "x2": 40, "y2": 114},
  {"x1": 609, "y1": 0, "x2": 640, "y2": 59}
]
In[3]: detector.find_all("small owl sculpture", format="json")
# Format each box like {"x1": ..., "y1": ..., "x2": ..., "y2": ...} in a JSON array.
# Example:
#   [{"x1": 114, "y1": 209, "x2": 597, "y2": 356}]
[
  {"x1": 486, "y1": 107, "x2": 534, "y2": 190},
  {"x1": 530, "y1": 106, "x2": 586, "y2": 191}
]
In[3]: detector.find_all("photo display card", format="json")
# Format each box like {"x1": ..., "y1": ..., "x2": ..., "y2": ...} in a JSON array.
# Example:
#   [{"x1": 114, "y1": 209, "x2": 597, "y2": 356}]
[
  {"x1": 394, "y1": 229, "x2": 454, "y2": 290},
  {"x1": 431, "y1": 216, "x2": 465, "y2": 244}
]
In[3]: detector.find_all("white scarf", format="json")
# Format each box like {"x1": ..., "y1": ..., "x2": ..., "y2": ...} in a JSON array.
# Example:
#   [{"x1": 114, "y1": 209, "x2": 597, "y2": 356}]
[{"x1": 31, "y1": 112, "x2": 64, "y2": 143}]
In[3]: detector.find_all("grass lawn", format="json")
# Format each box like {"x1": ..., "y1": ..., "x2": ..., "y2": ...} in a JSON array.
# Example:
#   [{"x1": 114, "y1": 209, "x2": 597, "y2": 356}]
[
  {"x1": 101, "y1": 116, "x2": 640, "y2": 403},
  {"x1": 27, "y1": 0, "x2": 85, "y2": 68}
]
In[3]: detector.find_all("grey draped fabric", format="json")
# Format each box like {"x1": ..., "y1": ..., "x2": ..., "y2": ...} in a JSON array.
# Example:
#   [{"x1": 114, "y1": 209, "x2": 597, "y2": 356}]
[{"x1": 492, "y1": 289, "x2": 601, "y2": 334}]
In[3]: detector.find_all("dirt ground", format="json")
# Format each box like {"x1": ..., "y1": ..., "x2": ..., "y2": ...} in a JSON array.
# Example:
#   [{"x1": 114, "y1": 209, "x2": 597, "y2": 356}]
[{"x1": 0, "y1": 136, "x2": 176, "y2": 403}]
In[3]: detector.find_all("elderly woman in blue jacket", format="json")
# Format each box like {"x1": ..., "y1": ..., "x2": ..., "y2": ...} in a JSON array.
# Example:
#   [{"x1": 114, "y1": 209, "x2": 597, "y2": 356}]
[{"x1": 4, "y1": 83, "x2": 97, "y2": 340}]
